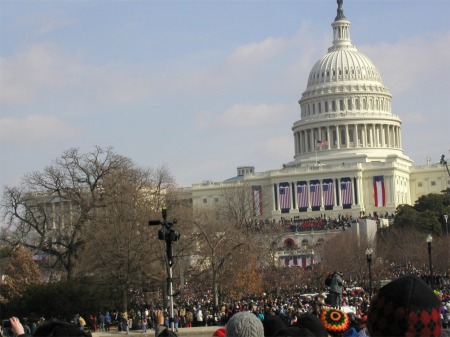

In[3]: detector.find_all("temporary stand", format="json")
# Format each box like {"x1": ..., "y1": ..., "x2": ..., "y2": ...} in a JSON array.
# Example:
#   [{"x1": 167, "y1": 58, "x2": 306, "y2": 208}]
[{"x1": 149, "y1": 207, "x2": 179, "y2": 331}]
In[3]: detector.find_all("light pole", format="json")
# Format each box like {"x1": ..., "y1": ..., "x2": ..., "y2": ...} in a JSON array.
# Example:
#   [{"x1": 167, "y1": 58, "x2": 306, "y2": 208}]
[
  {"x1": 366, "y1": 248, "x2": 373, "y2": 298},
  {"x1": 444, "y1": 214, "x2": 448, "y2": 238},
  {"x1": 426, "y1": 234, "x2": 434, "y2": 290}
]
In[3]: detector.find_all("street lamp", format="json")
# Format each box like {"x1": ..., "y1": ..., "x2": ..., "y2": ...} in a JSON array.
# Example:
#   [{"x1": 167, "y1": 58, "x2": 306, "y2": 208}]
[
  {"x1": 366, "y1": 248, "x2": 373, "y2": 298},
  {"x1": 426, "y1": 234, "x2": 434, "y2": 289},
  {"x1": 444, "y1": 214, "x2": 448, "y2": 238}
]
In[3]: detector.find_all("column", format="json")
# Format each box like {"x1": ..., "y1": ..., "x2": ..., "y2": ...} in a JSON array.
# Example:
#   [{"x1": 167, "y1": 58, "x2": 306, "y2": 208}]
[
  {"x1": 345, "y1": 125, "x2": 350, "y2": 148},
  {"x1": 336, "y1": 125, "x2": 340, "y2": 149},
  {"x1": 326, "y1": 126, "x2": 331, "y2": 149}
]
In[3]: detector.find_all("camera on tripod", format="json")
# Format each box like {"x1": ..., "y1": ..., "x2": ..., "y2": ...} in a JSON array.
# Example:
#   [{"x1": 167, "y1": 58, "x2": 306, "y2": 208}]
[{"x1": 148, "y1": 207, "x2": 180, "y2": 242}]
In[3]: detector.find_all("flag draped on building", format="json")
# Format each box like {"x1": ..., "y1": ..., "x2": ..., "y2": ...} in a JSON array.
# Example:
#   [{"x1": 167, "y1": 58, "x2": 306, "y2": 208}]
[
  {"x1": 252, "y1": 185, "x2": 262, "y2": 216},
  {"x1": 279, "y1": 182, "x2": 290, "y2": 210},
  {"x1": 310, "y1": 181, "x2": 321, "y2": 207},
  {"x1": 297, "y1": 181, "x2": 308, "y2": 209},
  {"x1": 341, "y1": 178, "x2": 352, "y2": 205},
  {"x1": 373, "y1": 175, "x2": 385, "y2": 207},
  {"x1": 322, "y1": 180, "x2": 334, "y2": 206}
]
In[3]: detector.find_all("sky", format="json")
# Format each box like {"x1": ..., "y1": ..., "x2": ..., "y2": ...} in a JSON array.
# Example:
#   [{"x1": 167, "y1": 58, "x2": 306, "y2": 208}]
[{"x1": 1, "y1": 0, "x2": 449, "y2": 189}]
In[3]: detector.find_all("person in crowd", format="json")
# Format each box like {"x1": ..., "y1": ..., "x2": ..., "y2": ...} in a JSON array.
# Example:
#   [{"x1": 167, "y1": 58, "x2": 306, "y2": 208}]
[
  {"x1": 225, "y1": 311, "x2": 264, "y2": 337},
  {"x1": 367, "y1": 274, "x2": 442, "y2": 337},
  {"x1": 98, "y1": 312, "x2": 105, "y2": 332},
  {"x1": 330, "y1": 271, "x2": 344, "y2": 308},
  {"x1": 142, "y1": 315, "x2": 148, "y2": 333},
  {"x1": 9, "y1": 316, "x2": 89, "y2": 337},
  {"x1": 78, "y1": 315, "x2": 86, "y2": 331},
  {"x1": 185, "y1": 308, "x2": 193, "y2": 328},
  {"x1": 104, "y1": 311, "x2": 112, "y2": 332}
]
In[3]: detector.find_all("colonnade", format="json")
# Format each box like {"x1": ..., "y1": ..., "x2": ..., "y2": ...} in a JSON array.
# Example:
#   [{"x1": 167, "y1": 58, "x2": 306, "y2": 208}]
[{"x1": 294, "y1": 123, "x2": 401, "y2": 155}]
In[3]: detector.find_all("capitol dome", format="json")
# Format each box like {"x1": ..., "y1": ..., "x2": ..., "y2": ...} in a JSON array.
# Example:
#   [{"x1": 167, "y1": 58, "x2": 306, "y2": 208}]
[{"x1": 290, "y1": 0, "x2": 410, "y2": 166}]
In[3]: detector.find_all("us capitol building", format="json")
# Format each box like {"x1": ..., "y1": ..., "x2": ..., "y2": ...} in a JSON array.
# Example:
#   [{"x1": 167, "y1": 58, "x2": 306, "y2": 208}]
[{"x1": 187, "y1": 1, "x2": 448, "y2": 266}]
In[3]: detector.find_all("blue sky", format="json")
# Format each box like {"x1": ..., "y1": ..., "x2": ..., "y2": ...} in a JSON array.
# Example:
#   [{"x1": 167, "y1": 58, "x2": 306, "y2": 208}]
[{"x1": 1, "y1": 0, "x2": 449, "y2": 189}]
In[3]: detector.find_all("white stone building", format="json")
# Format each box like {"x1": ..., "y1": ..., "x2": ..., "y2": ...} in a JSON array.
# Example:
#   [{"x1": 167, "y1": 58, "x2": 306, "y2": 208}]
[{"x1": 188, "y1": 1, "x2": 449, "y2": 266}]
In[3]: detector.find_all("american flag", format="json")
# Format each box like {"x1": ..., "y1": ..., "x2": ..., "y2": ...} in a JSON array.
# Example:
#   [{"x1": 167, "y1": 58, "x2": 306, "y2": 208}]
[
  {"x1": 316, "y1": 139, "x2": 329, "y2": 147},
  {"x1": 341, "y1": 179, "x2": 352, "y2": 205},
  {"x1": 297, "y1": 182, "x2": 308, "y2": 208},
  {"x1": 279, "y1": 183, "x2": 290, "y2": 210},
  {"x1": 323, "y1": 181, "x2": 334, "y2": 206},
  {"x1": 310, "y1": 182, "x2": 321, "y2": 207},
  {"x1": 252, "y1": 185, "x2": 262, "y2": 216}
]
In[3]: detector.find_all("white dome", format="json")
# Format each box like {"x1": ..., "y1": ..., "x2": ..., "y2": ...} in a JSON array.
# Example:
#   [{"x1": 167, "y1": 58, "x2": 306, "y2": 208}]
[
  {"x1": 290, "y1": 1, "x2": 409, "y2": 167},
  {"x1": 306, "y1": 49, "x2": 382, "y2": 87}
]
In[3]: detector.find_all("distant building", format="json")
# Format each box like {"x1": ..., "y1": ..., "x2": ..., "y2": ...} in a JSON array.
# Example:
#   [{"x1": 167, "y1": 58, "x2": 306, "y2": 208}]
[{"x1": 187, "y1": 1, "x2": 449, "y2": 266}]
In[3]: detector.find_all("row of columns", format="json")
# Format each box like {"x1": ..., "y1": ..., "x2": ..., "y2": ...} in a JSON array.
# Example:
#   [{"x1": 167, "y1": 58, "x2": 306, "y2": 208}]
[{"x1": 294, "y1": 123, "x2": 401, "y2": 155}]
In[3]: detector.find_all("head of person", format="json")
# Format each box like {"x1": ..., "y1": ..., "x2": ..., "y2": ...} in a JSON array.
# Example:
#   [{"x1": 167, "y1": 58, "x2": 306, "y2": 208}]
[
  {"x1": 225, "y1": 311, "x2": 264, "y2": 337},
  {"x1": 33, "y1": 321, "x2": 87, "y2": 336},
  {"x1": 295, "y1": 313, "x2": 328, "y2": 337},
  {"x1": 367, "y1": 274, "x2": 442, "y2": 337},
  {"x1": 263, "y1": 315, "x2": 285, "y2": 337}
]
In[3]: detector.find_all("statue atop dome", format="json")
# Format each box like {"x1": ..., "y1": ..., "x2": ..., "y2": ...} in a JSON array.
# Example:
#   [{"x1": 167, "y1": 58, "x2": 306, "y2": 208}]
[{"x1": 335, "y1": 0, "x2": 346, "y2": 20}]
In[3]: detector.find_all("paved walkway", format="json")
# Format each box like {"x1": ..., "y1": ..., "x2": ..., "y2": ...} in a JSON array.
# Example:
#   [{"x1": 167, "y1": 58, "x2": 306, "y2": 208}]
[{"x1": 91, "y1": 326, "x2": 219, "y2": 337}]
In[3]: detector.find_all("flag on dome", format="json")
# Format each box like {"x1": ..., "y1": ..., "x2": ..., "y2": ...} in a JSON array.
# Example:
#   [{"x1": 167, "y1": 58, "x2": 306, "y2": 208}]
[
  {"x1": 317, "y1": 139, "x2": 328, "y2": 147},
  {"x1": 373, "y1": 176, "x2": 385, "y2": 207}
]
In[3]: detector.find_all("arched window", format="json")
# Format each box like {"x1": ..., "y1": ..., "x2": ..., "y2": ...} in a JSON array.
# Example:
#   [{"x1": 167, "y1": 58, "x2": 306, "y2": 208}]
[
  {"x1": 301, "y1": 239, "x2": 309, "y2": 249},
  {"x1": 284, "y1": 238, "x2": 296, "y2": 249}
]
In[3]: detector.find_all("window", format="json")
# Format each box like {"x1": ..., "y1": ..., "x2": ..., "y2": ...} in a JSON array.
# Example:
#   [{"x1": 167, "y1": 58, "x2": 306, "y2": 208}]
[
  {"x1": 215, "y1": 198, "x2": 219, "y2": 202},
  {"x1": 418, "y1": 182, "x2": 422, "y2": 187},
  {"x1": 203, "y1": 199, "x2": 207, "y2": 204},
  {"x1": 431, "y1": 181, "x2": 436, "y2": 186}
]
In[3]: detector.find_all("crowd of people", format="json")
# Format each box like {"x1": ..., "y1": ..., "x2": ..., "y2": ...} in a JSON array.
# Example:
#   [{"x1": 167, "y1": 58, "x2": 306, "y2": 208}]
[
  {"x1": 4, "y1": 270, "x2": 449, "y2": 337},
  {"x1": 278, "y1": 212, "x2": 395, "y2": 233}
]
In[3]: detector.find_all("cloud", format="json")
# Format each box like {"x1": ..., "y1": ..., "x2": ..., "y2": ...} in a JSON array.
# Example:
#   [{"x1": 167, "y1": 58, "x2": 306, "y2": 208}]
[
  {"x1": 360, "y1": 32, "x2": 450, "y2": 95},
  {"x1": 0, "y1": 115, "x2": 81, "y2": 146},
  {"x1": 0, "y1": 42, "x2": 153, "y2": 109},
  {"x1": 195, "y1": 103, "x2": 291, "y2": 130}
]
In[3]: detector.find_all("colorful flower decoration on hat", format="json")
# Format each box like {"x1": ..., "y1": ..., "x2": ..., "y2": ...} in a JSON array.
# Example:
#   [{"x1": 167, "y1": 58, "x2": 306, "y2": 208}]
[{"x1": 320, "y1": 308, "x2": 350, "y2": 333}]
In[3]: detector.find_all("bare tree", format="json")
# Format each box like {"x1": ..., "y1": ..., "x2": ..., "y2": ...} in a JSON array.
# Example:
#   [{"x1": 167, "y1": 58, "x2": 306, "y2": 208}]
[
  {"x1": 321, "y1": 231, "x2": 372, "y2": 286},
  {"x1": 217, "y1": 182, "x2": 272, "y2": 233},
  {"x1": 188, "y1": 209, "x2": 250, "y2": 306},
  {"x1": 81, "y1": 164, "x2": 175, "y2": 312},
  {"x1": 1, "y1": 146, "x2": 156, "y2": 281}
]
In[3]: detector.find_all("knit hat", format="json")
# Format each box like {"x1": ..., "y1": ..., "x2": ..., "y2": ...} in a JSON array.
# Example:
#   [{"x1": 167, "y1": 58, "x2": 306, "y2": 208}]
[
  {"x1": 367, "y1": 274, "x2": 442, "y2": 337},
  {"x1": 263, "y1": 315, "x2": 285, "y2": 337},
  {"x1": 226, "y1": 311, "x2": 264, "y2": 337},
  {"x1": 295, "y1": 313, "x2": 328, "y2": 337},
  {"x1": 320, "y1": 308, "x2": 350, "y2": 334}
]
